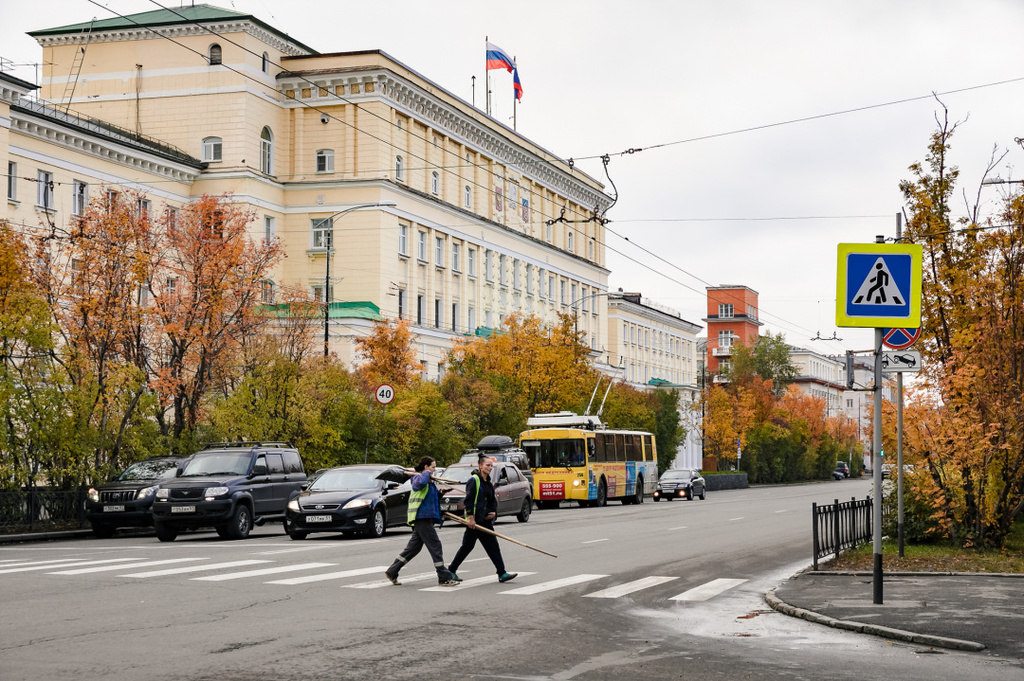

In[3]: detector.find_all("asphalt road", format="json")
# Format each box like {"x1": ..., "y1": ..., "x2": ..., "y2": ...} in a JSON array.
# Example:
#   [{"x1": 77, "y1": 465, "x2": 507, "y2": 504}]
[{"x1": 0, "y1": 479, "x2": 1017, "y2": 680}]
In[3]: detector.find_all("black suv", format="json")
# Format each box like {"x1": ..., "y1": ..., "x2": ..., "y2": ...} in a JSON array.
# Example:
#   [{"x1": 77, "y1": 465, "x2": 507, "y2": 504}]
[
  {"x1": 85, "y1": 456, "x2": 189, "y2": 538},
  {"x1": 151, "y1": 442, "x2": 306, "y2": 542},
  {"x1": 459, "y1": 435, "x2": 534, "y2": 485}
]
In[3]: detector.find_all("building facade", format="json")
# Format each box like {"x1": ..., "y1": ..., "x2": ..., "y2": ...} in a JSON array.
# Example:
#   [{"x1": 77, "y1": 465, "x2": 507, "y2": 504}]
[{"x1": 702, "y1": 284, "x2": 762, "y2": 377}]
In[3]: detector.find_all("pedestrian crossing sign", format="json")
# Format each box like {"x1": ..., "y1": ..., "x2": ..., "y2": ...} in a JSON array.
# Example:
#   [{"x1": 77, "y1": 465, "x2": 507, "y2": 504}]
[{"x1": 836, "y1": 243, "x2": 922, "y2": 327}]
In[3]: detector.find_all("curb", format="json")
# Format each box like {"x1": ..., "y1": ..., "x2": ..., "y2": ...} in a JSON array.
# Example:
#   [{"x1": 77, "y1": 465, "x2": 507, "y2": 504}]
[
  {"x1": 764, "y1": 587, "x2": 987, "y2": 652},
  {"x1": 0, "y1": 529, "x2": 93, "y2": 544}
]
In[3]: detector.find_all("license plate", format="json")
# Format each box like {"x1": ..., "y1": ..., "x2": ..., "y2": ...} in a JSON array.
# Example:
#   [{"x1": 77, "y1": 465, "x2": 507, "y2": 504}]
[
  {"x1": 305, "y1": 515, "x2": 331, "y2": 523},
  {"x1": 171, "y1": 505, "x2": 196, "y2": 513},
  {"x1": 103, "y1": 505, "x2": 125, "y2": 512}
]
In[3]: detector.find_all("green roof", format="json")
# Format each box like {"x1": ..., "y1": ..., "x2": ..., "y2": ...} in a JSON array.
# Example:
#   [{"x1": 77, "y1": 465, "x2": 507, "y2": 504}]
[
  {"x1": 258, "y1": 301, "x2": 381, "y2": 321},
  {"x1": 29, "y1": 3, "x2": 316, "y2": 54}
]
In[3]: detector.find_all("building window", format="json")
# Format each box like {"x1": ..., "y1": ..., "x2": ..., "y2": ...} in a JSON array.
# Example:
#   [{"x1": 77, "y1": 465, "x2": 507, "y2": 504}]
[
  {"x1": 262, "y1": 52, "x2": 269, "y2": 73},
  {"x1": 525, "y1": 264, "x2": 533, "y2": 295},
  {"x1": 260, "y1": 127, "x2": 274, "y2": 174},
  {"x1": 434, "y1": 299, "x2": 443, "y2": 328},
  {"x1": 568, "y1": 231, "x2": 574, "y2": 252},
  {"x1": 261, "y1": 281, "x2": 275, "y2": 303},
  {"x1": 467, "y1": 306, "x2": 476, "y2": 331},
  {"x1": 316, "y1": 149, "x2": 334, "y2": 173},
  {"x1": 571, "y1": 284, "x2": 578, "y2": 308},
  {"x1": 464, "y1": 185, "x2": 472, "y2": 208},
  {"x1": 137, "y1": 199, "x2": 151, "y2": 220},
  {"x1": 499, "y1": 254, "x2": 507, "y2": 286},
  {"x1": 548, "y1": 275, "x2": 555, "y2": 300},
  {"x1": 202, "y1": 136, "x2": 222, "y2": 162},
  {"x1": 747, "y1": 304, "x2": 757, "y2": 320},
  {"x1": 416, "y1": 294, "x2": 425, "y2": 325},
  {"x1": 311, "y1": 217, "x2": 332, "y2": 250},
  {"x1": 467, "y1": 248, "x2": 476, "y2": 276},
  {"x1": 452, "y1": 242, "x2": 461, "y2": 272},
  {"x1": 581, "y1": 287, "x2": 588, "y2": 312},
  {"x1": 417, "y1": 231, "x2": 427, "y2": 261},
  {"x1": 264, "y1": 215, "x2": 275, "y2": 242},
  {"x1": 451, "y1": 303, "x2": 458, "y2": 332},
  {"x1": 435, "y1": 236, "x2": 444, "y2": 267},
  {"x1": 560, "y1": 280, "x2": 566, "y2": 305},
  {"x1": 546, "y1": 222, "x2": 552, "y2": 242},
  {"x1": 485, "y1": 309, "x2": 493, "y2": 328},
  {"x1": 398, "y1": 224, "x2": 409, "y2": 256},
  {"x1": 513, "y1": 259, "x2": 520, "y2": 290},
  {"x1": 719, "y1": 303, "x2": 734, "y2": 318},
  {"x1": 431, "y1": 171, "x2": 439, "y2": 195},
  {"x1": 397, "y1": 289, "x2": 406, "y2": 318},
  {"x1": 433, "y1": 135, "x2": 440, "y2": 148},
  {"x1": 395, "y1": 156, "x2": 404, "y2": 181},
  {"x1": 485, "y1": 250, "x2": 493, "y2": 281},
  {"x1": 719, "y1": 330, "x2": 733, "y2": 348},
  {"x1": 7, "y1": 162, "x2": 16, "y2": 201},
  {"x1": 209, "y1": 44, "x2": 222, "y2": 65},
  {"x1": 588, "y1": 239, "x2": 594, "y2": 260},
  {"x1": 37, "y1": 171, "x2": 53, "y2": 210},
  {"x1": 72, "y1": 180, "x2": 87, "y2": 216}
]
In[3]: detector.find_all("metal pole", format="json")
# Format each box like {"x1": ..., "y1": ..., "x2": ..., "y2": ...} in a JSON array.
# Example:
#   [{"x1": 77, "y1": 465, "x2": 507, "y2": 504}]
[
  {"x1": 872, "y1": 236, "x2": 884, "y2": 604},
  {"x1": 323, "y1": 221, "x2": 331, "y2": 358},
  {"x1": 896, "y1": 212, "x2": 905, "y2": 558}
]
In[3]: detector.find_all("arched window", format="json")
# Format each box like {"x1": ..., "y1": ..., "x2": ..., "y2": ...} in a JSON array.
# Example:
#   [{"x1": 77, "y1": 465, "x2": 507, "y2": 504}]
[
  {"x1": 261, "y1": 52, "x2": 269, "y2": 73},
  {"x1": 431, "y1": 171, "x2": 439, "y2": 195},
  {"x1": 260, "y1": 127, "x2": 273, "y2": 174},
  {"x1": 201, "y1": 136, "x2": 222, "y2": 162},
  {"x1": 209, "y1": 44, "x2": 222, "y2": 65},
  {"x1": 395, "y1": 155, "x2": 404, "y2": 181}
]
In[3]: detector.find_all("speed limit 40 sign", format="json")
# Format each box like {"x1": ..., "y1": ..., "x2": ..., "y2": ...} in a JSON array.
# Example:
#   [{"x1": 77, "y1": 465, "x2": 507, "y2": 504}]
[{"x1": 375, "y1": 384, "x2": 394, "y2": 405}]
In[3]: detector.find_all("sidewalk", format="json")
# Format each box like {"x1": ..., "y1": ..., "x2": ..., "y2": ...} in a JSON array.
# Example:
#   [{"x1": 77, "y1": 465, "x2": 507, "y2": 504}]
[{"x1": 767, "y1": 570, "x2": 1024, "y2": 661}]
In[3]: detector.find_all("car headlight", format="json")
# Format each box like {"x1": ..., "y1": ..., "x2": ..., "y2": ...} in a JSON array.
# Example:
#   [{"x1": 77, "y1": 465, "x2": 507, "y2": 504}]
[
  {"x1": 87, "y1": 488, "x2": 99, "y2": 503},
  {"x1": 203, "y1": 486, "x2": 229, "y2": 498},
  {"x1": 343, "y1": 499, "x2": 372, "y2": 510},
  {"x1": 136, "y1": 485, "x2": 159, "y2": 500},
  {"x1": 156, "y1": 488, "x2": 170, "y2": 499},
  {"x1": 287, "y1": 498, "x2": 299, "y2": 511}
]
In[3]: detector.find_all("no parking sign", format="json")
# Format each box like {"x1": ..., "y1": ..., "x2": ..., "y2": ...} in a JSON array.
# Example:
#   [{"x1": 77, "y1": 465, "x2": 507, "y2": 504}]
[{"x1": 882, "y1": 327, "x2": 921, "y2": 350}]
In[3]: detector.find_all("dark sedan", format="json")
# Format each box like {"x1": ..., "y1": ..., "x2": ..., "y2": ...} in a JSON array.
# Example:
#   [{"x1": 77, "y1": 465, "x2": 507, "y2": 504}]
[
  {"x1": 653, "y1": 468, "x2": 706, "y2": 501},
  {"x1": 440, "y1": 461, "x2": 532, "y2": 522},
  {"x1": 284, "y1": 465, "x2": 411, "y2": 539},
  {"x1": 85, "y1": 456, "x2": 189, "y2": 538}
]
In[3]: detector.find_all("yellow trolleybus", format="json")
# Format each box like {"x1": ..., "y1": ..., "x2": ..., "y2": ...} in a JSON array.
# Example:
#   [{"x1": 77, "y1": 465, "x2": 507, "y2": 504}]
[{"x1": 519, "y1": 412, "x2": 658, "y2": 508}]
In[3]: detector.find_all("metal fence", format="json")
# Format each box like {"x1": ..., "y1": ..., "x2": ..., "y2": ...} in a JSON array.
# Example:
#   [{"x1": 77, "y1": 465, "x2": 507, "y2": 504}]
[
  {"x1": 0, "y1": 488, "x2": 89, "y2": 534},
  {"x1": 812, "y1": 496, "x2": 872, "y2": 570}
]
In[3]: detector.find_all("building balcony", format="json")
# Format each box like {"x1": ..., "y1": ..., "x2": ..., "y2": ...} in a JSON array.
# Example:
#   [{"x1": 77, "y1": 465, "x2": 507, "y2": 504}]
[{"x1": 712, "y1": 347, "x2": 732, "y2": 357}]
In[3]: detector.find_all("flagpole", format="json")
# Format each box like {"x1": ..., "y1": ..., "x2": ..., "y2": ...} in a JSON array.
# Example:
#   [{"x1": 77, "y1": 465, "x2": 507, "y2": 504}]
[
  {"x1": 485, "y1": 35, "x2": 490, "y2": 115},
  {"x1": 513, "y1": 55, "x2": 517, "y2": 130}
]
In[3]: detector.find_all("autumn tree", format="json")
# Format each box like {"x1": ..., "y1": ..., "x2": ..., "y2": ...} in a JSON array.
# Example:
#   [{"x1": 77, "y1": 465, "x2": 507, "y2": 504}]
[
  {"x1": 899, "y1": 106, "x2": 1024, "y2": 547},
  {"x1": 354, "y1": 316, "x2": 421, "y2": 391},
  {"x1": 727, "y1": 332, "x2": 797, "y2": 397}
]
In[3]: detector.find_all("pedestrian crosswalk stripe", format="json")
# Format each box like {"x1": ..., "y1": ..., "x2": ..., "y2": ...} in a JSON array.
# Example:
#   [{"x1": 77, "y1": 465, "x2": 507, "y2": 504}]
[
  {"x1": 669, "y1": 578, "x2": 747, "y2": 601},
  {"x1": 345, "y1": 570, "x2": 473, "y2": 589},
  {"x1": 0, "y1": 558, "x2": 93, "y2": 570},
  {"x1": 420, "y1": 572, "x2": 537, "y2": 592},
  {"x1": 50, "y1": 558, "x2": 207, "y2": 575},
  {"x1": 0, "y1": 558, "x2": 139, "y2": 575},
  {"x1": 122, "y1": 559, "x2": 272, "y2": 578},
  {"x1": 266, "y1": 565, "x2": 388, "y2": 585},
  {"x1": 499, "y1": 574, "x2": 607, "y2": 595},
  {"x1": 583, "y1": 576, "x2": 678, "y2": 599},
  {"x1": 192, "y1": 562, "x2": 336, "y2": 582}
]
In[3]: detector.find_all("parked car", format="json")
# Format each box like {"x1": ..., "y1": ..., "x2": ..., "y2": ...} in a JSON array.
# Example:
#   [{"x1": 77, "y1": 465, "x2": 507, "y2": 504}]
[
  {"x1": 284, "y1": 464, "x2": 411, "y2": 539},
  {"x1": 835, "y1": 462, "x2": 850, "y2": 478},
  {"x1": 151, "y1": 442, "x2": 306, "y2": 542},
  {"x1": 440, "y1": 461, "x2": 533, "y2": 522},
  {"x1": 85, "y1": 456, "x2": 189, "y2": 538},
  {"x1": 653, "y1": 469, "x2": 706, "y2": 501},
  {"x1": 459, "y1": 435, "x2": 534, "y2": 485},
  {"x1": 832, "y1": 469, "x2": 845, "y2": 480}
]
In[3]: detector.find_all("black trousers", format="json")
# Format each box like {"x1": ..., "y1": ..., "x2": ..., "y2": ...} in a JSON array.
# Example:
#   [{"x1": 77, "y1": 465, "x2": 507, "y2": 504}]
[
  {"x1": 448, "y1": 518, "x2": 505, "y2": 575},
  {"x1": 389, "y1": 518, "x2": 451, "y2": 581}
]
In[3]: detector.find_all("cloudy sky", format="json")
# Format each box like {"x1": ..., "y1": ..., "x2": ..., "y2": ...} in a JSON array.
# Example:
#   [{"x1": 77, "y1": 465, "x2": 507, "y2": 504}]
[{"x1": 4, "y1": 0, "x2": 1024, "y2": 356}]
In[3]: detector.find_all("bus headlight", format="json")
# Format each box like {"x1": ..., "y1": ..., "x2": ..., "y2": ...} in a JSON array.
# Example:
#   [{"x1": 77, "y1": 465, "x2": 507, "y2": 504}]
[{"x1": 572, "y1": 479, "x2": 581, "y2": 487}]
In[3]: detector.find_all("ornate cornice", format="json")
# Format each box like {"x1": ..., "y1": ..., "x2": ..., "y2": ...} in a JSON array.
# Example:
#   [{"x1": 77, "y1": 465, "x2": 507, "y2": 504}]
[
  {"x1": 33, "y1": 21, "x2": 311, "y2": 57},
  {"x1": 277, "y1": 68, "x2": 612, "y2": 213},
  {"x1": 11, "y1": 111, "x2": 203, "y2": 183}
]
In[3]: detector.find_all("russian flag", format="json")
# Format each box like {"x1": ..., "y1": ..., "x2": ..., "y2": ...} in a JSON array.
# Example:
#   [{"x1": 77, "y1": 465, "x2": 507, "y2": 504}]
[
  {"x1": 486, "y1": 41, "x2": 516, "y2": 73},
  {"x1": 513, "y1": 67, "x2": 523, "y2": 101}
]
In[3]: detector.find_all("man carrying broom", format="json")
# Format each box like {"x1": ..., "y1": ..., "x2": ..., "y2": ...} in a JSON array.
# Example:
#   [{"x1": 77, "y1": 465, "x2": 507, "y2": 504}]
[{"x1": 447, "y1": 454, "x2": 518, "y2": 584}]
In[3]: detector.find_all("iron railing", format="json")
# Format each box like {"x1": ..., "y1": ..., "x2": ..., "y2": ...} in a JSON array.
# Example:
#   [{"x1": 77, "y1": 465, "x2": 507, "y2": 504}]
[
  {"x1": 0, "y1": 488, "x2": 89, "y2": 533},
  {"x1": 812, "y1": 496, "x2": 872, "y2": 570}
]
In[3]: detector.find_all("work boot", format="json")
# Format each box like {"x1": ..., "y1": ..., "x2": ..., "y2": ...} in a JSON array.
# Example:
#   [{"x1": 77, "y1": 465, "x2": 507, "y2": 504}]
[
  {"x1": 448, "y1": 571, "x2": 463, "y2": 583},
  {"x1": 438, "y1": 578, "x2": 459, "y2": 587},
  {"x1": 498, "y1": 572, "x2": 518, "y2": 583},
  {"x1": 384, "y1": 570, "x2": 401, "y2": 586}
]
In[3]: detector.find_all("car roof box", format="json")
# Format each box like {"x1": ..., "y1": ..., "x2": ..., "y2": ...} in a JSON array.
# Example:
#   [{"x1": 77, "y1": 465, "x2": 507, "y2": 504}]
[{"x1": 476, "y1": 435, "x2": 515, "y2": 451}]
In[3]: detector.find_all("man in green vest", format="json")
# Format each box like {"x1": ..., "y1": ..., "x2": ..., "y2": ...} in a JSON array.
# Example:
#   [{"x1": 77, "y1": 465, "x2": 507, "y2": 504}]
[{"x1": 385, "y1": 456, "x2": 459, "y2": 586}]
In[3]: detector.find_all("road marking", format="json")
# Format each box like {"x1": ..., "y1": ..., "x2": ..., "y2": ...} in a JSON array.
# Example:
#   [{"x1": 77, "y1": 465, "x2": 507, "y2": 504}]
[
  {"x1": 265, "y1": 565, "x2": 388, "y2": 585},
  {"x1": 667, "y1": 525, "x2": 688, "y2": 531},
  {"x1": 0, "y1": 558, "x2": 93, "y2": 569},
  {"x1": 584, "y1": 576, "x2": 678, "y2": 599},
  {"x1": 774, "y1": 510, "x2": 788, "y2": 514},
  {"x1": 500, "y1": 574, "x2": 607, "y2": 595},
  {"x1": 346, "y1": 570, "x2": 469, "y2": 589},
  {"x1": 420, "y1": 572, "x2": 537, "y2": 592},
  {"x1": 50, "y1": 558, "x2": 207, "y2": 575},
  {"x1": 729, "y1": 517, "x2": 744, "y2": 521},
  {"x1": 122, "y1": 560, "x2": 271, "y2": 578},
  {"x1": 253, "y1": 546, "x2": 326, "y2": 555},
  {"x1": 0, "y1": 558, "x2": 138, "y2": 575},
  {"x1": 582, "y1": 538, "x2": 609, "y2": 544},
  {"x1": 669, "y1": 578, "x2": 747, "y2": 602},
  {"x1": 193, "y1": 562, "x2": 335, "y2": 581}
]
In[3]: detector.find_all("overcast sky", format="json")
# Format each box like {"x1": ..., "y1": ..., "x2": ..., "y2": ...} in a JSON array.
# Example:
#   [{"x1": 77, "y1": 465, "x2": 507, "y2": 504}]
[{"x1": 4, "y1": 0, "x2": 1024, "y2": 357}]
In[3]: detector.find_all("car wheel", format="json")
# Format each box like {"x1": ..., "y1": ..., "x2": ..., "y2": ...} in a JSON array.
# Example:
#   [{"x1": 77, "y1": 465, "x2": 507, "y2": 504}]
[
  {"x1": 653, "y1": 495, "x2": 661, "y2": 502},
  {"x1": 517, "y1": 498, "x2": 532, "y2": 523},
  {"x1": 225, "y1": 504, "x2": 252, "y2": 540},
  {"x1": 90, "y1": 523, "x2": 115, "y2": 539},
  {"x1": 366, "y1": 507, "x2": 386, "y2": 538},
  {"x1": 700, "y1": 488, "x2": 706, "y2": 500},
  {"x1": 154, "y1": 521, "x2": 178, "y2": 543},
  {"x1": 596, "y1": 479, "x2": 607, "y2": 507},
  {"x1": 686, "y1": 488, "x2": 693, "y2": 501}
]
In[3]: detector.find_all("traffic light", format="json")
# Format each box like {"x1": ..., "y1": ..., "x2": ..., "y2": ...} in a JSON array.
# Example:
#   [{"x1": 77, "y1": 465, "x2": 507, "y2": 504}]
[{"x1": 846, "y1": 350, "x2": 854, "y2": 389}]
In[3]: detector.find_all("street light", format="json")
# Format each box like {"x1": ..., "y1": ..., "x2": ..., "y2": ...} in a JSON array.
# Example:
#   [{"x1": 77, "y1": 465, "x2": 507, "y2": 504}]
[
  {"x1": 981, "y1": 177, "x2": 1024, "y2": 186},
  {"x1": 318, "y1": 201, "x2": 397, "y2": 357}
]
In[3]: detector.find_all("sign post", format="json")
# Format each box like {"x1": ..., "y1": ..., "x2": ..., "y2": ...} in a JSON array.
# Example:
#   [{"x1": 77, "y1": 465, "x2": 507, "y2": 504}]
[
  {"x1": 836, "y1": 232, "x2": 923, "y2": 604},
  {"x1": 366, "y1": 384, "x2": 395, "y2": 463}
]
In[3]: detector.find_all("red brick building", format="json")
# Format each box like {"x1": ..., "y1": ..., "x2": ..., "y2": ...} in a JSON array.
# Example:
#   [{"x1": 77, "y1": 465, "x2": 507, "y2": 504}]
[{"x1": 702, "y1": 285, "x2": 763, "y2": 375}]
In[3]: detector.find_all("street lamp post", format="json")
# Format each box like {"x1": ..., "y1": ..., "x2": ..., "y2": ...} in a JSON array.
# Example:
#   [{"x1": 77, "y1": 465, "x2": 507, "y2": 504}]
[{"x1": 319, "y1": 201, "x2": 397, "y2": 358}]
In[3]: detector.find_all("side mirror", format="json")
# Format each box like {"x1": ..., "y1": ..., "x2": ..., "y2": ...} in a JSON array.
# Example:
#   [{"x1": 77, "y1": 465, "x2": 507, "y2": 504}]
[
  {"x1": 300, "y1": 482, "x2": 309, "y2": 491},
  {"x1": 252, "y1": 463, "x2": 267, "y2": 477},
  {"x1": 176, "y1": 468, "x2": 183, "y2": 477},
  {"x1": 386, "y1": 481, "x2": 400, "y2": 491}
]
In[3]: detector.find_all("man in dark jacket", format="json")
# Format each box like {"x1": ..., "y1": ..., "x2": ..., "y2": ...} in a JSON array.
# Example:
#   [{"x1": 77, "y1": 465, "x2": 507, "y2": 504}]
[{"x1": 447, "y1": 455, "x2": 517, "y2": 583}]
